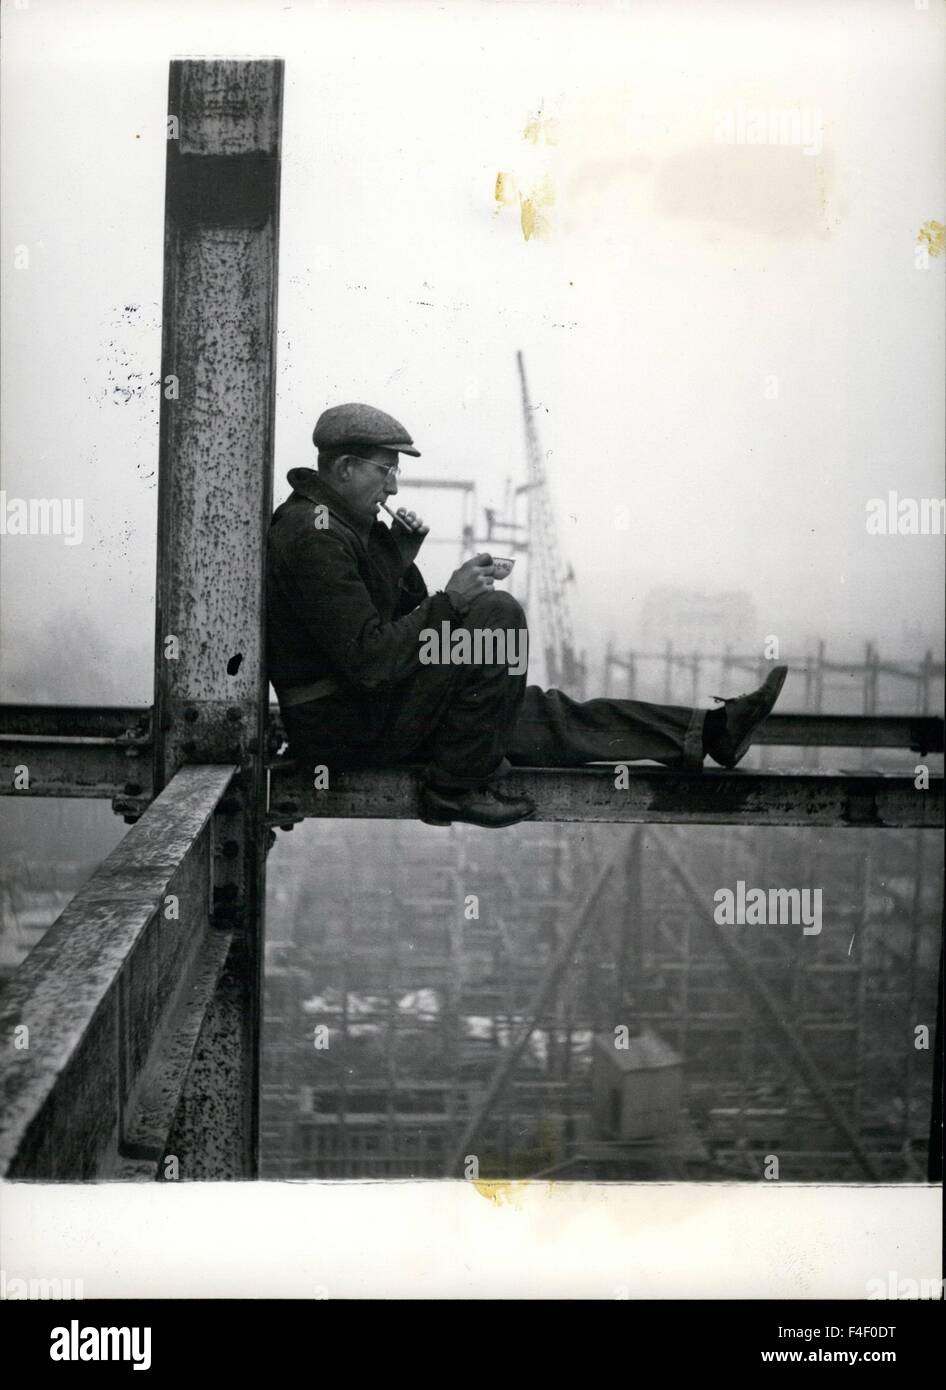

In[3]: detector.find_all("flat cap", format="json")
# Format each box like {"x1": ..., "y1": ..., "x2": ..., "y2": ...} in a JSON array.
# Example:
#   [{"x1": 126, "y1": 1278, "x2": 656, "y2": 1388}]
[{"x1": 312, "y1": 403, "x2": 421, "y2": 457}]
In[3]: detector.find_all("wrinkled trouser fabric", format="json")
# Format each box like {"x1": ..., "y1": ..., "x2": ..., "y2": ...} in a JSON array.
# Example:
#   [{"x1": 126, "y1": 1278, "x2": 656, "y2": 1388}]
[{"x1": 279, "y1": 590, "x2": 706, "y2": 788}]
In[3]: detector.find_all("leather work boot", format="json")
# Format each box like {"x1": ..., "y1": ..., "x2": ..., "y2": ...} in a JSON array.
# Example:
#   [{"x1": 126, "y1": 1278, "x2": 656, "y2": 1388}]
[
  {"x1": 703, "y1": 665, "x2": 789, "y2": 769},
  {"x1": 420, "y1": 783, "x2": 537, "y2": 829}
]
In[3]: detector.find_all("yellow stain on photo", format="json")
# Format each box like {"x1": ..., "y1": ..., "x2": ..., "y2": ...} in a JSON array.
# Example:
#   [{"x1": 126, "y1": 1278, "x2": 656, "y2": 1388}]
[{"x1": 917, "y1": 219, "x2": 945, "y2": 257}]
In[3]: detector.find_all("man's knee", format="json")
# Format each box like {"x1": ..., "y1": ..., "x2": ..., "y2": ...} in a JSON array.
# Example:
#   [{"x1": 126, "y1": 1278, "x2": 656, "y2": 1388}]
[
  {"x1": 467, "y1": 588, "x2": 527, "y2": 628},
  {"x1": 460, "y1": 590, "x2": 528, "y2": 676}
]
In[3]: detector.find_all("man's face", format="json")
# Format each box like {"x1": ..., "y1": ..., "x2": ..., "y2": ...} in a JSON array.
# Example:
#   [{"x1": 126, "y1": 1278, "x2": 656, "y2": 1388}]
[{"x1": 333, "y1": 446, "x2": 400, "y2": 517}]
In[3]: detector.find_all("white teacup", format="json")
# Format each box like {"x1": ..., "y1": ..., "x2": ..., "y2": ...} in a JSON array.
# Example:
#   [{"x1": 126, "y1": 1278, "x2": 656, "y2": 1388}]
[{"x1": 490, "y1": 556, "x2": 515, "y2": 579}]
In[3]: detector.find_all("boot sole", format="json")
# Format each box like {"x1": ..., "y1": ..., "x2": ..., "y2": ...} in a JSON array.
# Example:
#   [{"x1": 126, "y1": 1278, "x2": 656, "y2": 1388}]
[
  {"x1": 419, "y1": 804, "x2": 536, "y2": 829},
  {"x1": 447, "y1": 808, "x2": 537, "y2": 828}
]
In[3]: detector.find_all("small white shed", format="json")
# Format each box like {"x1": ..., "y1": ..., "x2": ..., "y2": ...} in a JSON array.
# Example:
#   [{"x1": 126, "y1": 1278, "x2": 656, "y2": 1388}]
[{"x1": 592, "y1": 1029, "x2": 683, "y2": 1140}]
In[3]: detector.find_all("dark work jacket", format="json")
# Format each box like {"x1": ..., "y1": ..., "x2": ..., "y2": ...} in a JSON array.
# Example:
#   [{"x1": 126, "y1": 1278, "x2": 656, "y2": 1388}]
[{"x1": 266, "y1": 468, "x2": 456, "y2": 697}]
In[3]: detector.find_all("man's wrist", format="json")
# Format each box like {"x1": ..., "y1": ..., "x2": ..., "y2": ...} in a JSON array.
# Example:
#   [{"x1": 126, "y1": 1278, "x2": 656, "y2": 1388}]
[{"x1": 441, "y1": 588, "x2": 469, "y2": 619}]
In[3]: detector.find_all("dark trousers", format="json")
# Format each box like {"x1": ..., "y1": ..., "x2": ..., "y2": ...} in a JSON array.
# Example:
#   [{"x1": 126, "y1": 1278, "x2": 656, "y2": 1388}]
[{"x1": 280, "y1": 590, "x2": 706, "y2": 787}]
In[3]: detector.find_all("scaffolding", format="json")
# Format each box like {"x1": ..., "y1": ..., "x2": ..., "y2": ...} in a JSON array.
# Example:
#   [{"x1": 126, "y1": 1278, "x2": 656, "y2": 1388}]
[{"x1": 260, "y1": 807, "x2": 941, "y2": 1182}]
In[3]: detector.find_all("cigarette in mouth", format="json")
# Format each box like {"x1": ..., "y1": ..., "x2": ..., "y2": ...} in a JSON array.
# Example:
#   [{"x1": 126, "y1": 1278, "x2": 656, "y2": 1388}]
[{"x1": 380, "y1": 502, "x2": 415, "y2": 531}]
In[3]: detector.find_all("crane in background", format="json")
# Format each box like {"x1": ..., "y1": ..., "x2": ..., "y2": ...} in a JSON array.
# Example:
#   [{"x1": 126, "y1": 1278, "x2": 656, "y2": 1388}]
[{"x1": 516, "y1": 350, "x2": 586, "y2": 697}]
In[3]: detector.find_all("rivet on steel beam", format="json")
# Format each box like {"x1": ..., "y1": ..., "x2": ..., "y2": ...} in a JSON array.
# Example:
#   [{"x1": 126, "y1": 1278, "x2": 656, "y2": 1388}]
[
  {"x1": 124, "y1": 782, "x2": 143, "y2": 796},
  {"x1": 123, "y1": 815, "x2": 140, "y2": 825},
  {"x1": 226, "y1": 706, "x2": 243, "y2": 723},
  {"x1": 183, "y1": 708, "x2": 199, "y2": 722}
]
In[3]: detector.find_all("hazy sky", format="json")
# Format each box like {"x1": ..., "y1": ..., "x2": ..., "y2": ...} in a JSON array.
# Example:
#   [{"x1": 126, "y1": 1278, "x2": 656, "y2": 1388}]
[{"x1": 1, "y1": 0, "x2": 943, "y2": 703}]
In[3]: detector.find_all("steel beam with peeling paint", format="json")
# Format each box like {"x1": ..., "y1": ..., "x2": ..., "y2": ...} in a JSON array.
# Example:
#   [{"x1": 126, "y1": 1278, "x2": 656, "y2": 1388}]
[
  {"x1": 2, "y1": 704, "x2": 941, "y2": 751},
  {"x1": 1, "y1": 706, "x2": 940, "y2": 805},
  {"x1": 0, "y1": 705, "x2": 152, "y2": 740},
  {"x1": 0, "y1": 706, "x2": 153, "y2": 803},
  {"x1": 0, "y1": 766, "x2": 234, "y2": 1179},
  {"x1": 150, "y1": 58, "x2": 283, "y2": 1180},
  {"x1": 268, "y1": 765, "x2": 943, "y2": 829},
  {"x1": 0, "y1": 738, "x2": 151, "y2": 802}
]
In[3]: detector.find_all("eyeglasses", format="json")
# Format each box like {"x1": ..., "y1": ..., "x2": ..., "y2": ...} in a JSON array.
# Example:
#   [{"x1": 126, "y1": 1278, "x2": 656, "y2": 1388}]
[{"x1": 356, "y1": 457, "x2": 401, "y2": 481}]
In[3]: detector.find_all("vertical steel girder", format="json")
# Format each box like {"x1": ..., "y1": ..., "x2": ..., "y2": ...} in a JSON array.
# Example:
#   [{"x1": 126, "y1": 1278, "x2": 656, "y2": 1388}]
[{"x1": 152, "y1": 58, "x2": 283, "y2": 1178}]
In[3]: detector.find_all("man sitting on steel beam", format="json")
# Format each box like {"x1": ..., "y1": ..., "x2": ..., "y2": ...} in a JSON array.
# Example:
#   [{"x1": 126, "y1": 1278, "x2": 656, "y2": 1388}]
[{"x1": 266, "y1": 403, "x2": 787, "y2": 829}]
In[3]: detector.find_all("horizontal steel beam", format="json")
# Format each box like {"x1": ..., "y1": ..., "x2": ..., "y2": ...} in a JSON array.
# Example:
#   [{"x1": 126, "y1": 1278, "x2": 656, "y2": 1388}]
[
  {"x1": 757, "y1": 713, "x2": 943, "y2": 752},
  {"x1": 0, "y1": 704, "x2": 152, "y2": 740},
  {"x1": 268, "y1": 765, "x2": 943, "y2": 828},
  {"x1": 3, "y1": 704, "x2": 941, "y2": 752},
  {"x1": 0, "y1": 705, "x2": 153, "y2": 809},
  {"x1": 0, "y1": 765, "x2": 235, "y2": 1179},
  {"x1": 0, "y1": 737, "x2": 152, "y2": 805},
  {"x1": 608, "y1": 653, "x2": 945, "y2": 676},
  {"x1": 2, "y1": 706, "x2": 942, "y2": 818}
]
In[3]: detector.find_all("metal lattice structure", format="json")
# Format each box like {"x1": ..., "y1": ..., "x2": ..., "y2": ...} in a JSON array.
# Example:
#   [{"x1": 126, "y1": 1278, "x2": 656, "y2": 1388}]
[
  {"x1": 258, "y1": 813, "x2": 941, "y2": 1182},
  {"x1": 516, "y1": 351, "x2": 586, "y2": 696}
]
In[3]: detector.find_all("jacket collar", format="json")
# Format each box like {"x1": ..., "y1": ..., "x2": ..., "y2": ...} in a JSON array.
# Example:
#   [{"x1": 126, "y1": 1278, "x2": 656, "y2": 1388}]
[{"x1": 286, "y1": 467, "x2": 376, "y2": 541}]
